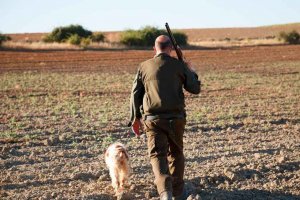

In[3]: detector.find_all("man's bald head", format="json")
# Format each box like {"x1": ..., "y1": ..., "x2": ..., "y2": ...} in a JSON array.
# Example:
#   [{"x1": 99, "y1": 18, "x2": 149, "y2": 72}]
[{"x1": 155, "y1": 35, "x2": 172, "y2": 52}]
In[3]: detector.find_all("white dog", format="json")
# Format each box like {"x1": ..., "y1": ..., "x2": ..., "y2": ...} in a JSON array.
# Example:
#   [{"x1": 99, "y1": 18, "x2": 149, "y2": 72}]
[{"x1": 105, "y1": 142, "x2": 130, "y2": 194}]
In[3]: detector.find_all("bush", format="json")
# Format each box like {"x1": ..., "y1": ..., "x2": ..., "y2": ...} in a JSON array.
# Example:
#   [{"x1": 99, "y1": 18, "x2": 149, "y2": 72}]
[
  {"x1": 90, "y1": 32, "x2": 105, "y2": 42},
  {"x1": 120, "y1": 29, "x2": 144, "y2": 46},
  {"x1": 81, "y1": 37, "x2": 91, "y2": 46},
  {"x1": 140, "y1": 26, "x2": 165, "y2": 46},
  {"x1": 172, "y1": 32, "x2": 188, "y2": 46},
  {"x1": 278, "y1": 30, "x2": 300, "y2": 44},
  {"x1": 67, "y1": 34, "x2": 81, "y2": 45},
  {"x1": 0, "y1": 33, "x2": 11, "y2": 45},
  {"x1": 43, "y1": 24, "x2": 92, "y2": 43},
  {"x1": 120, "y1": 26, "x2": 188, "y2": 47}
]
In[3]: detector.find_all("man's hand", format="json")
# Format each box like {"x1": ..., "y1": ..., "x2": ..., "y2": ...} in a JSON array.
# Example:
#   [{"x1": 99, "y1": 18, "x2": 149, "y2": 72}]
[
  {"x1": 131, "y1": 118, "x2": 142, "y2": 136},
  {"x1": 177, "y1": 46, "x2": 196, "y2": 72},
  {"x1": 185, "y1": 61, "x2": 196, "y2": 72}
]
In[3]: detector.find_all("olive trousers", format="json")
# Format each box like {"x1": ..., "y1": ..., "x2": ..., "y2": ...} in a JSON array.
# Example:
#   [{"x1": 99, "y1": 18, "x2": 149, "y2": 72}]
[{"x1": 143, "y1": 118, "x2": 186, "y2": 197}]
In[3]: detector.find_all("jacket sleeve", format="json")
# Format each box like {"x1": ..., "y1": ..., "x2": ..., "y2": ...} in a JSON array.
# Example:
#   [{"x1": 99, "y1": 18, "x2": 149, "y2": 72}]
[
  {"x1": 128, "y1": 69, "x2": 145, "y2": 126},
  {"x1": 183, "y1": 63, "x2": 201, "y2": 94}
]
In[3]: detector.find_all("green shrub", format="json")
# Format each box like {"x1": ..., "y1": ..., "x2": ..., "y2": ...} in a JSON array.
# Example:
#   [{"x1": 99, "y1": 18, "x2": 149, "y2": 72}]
[
  {"x1": 43, "y1": 24, "x2": 92, "y2": 43},
  {"x1": 0, "y1": 33, "x2": 11, "y2": 45},
  {"x1": 172, "y1": 32, "x2": 188, "y2": 46},
  {"x1": 90, "y1": 32, "x2": 105, "y2": 42},
  {"x1": 120, "y1": 26, "x2": 188, "y2": 47},
  {"x1": 81, "y1": 37, "x2": 91, "y2": 46},
  {"x1": 140, "y1": 26, "x2": 165, "y2": 46},
  {"x1": 67, "y1": 34, "x2": 81, "y2": 45},
  {"x1": 278, "y1": 30, "x2": 300, "y2": 44},
  {"x1": 120, "y1": 29, "x2": 144, "y2": 46}
]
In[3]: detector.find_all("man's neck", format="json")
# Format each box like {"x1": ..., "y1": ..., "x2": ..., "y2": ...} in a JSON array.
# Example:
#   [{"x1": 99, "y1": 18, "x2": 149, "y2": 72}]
[{"x1": 156, "y1": 51, "x2": 170, "y2": 56}]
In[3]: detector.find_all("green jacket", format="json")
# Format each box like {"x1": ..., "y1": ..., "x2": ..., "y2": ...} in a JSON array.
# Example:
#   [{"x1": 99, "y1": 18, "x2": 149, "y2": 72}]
[{"x1": 129, "y1": 53, "x2": 201, "y2": 125}]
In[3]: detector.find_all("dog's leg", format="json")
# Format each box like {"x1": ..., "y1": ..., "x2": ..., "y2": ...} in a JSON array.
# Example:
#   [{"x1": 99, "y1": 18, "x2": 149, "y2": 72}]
[
  {"x1": 119, "y1": 168, "x2": 128, "y2": 190},
  {"x1": 110, "y1": 169, "x2": 120, "y2": 193}
]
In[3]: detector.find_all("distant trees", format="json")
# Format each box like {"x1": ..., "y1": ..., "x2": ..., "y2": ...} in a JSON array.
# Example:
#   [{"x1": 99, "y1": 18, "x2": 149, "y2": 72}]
[
  {"x1": 43, "y1": 24, "x2": 105, "y2": 45},
  {"x1": 90, "y1": 32, "x2": 105, "y2": 42},
  {"x1": 120, "y1": 26, "x2": 188, "y2": 47},
  {"x1": 278, "y1": 30, "x2": 300, "y2": 44},
  {"x1": 42, "y1": 25, "x2": 188, "y2": 47},
  {"x1": 0, "y1": 33, "x2": 11, "y2": 45}
]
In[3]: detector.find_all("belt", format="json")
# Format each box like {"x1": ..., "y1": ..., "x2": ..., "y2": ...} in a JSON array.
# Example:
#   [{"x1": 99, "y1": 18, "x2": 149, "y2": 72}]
[{"x1": 144, "y1": 114, "x2": 184, "y2": 121}]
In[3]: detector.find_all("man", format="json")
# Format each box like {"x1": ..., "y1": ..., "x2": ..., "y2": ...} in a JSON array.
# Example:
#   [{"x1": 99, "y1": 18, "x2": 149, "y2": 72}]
[{"x1": 129, "y1": 35, "x2": 201, "y2": 200}]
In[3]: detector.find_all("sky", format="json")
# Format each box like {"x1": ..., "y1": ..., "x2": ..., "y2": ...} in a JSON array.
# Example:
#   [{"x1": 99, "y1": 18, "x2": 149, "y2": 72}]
[{"x1": 1, "y1": 0, "x2": 300, "y2": 33}]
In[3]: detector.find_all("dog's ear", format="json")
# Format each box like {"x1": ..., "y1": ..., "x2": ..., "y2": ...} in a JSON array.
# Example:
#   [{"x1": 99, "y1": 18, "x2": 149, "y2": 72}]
[
  {"x1": 118, "y1": 149, "x2": 129, "y2": 160},
  {"x1": 105, "y1": 150, "x2": 109, "y2": 158}
]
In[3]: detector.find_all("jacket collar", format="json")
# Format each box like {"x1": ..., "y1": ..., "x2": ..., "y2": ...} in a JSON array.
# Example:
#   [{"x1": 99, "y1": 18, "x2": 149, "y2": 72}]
[{"x1": 154, "y1": 52, "x2": 170, "y2": 58}]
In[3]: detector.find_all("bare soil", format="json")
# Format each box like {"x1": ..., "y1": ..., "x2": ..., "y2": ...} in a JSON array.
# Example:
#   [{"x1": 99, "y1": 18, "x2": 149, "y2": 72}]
[{"x1": 0, "y1": 45, "x2": 300, "y2": 200}]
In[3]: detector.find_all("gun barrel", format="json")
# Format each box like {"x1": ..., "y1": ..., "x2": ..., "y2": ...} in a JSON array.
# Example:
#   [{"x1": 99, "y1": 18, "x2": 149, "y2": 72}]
[{"x1": 165, "y1": 23, "x2": 183, "y2": 61}]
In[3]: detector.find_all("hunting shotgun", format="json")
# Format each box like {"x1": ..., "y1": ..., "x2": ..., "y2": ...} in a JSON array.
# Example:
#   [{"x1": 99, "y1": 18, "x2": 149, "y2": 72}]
[{"x1": 165, "y1": 23, "x2": 183, "y2": 62}]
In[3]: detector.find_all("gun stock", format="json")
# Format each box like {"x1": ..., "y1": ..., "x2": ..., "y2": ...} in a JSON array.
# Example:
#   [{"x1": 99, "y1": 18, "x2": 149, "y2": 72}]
[{"x1": 165, "y1": 23, "x2": 183, "y2": 62}]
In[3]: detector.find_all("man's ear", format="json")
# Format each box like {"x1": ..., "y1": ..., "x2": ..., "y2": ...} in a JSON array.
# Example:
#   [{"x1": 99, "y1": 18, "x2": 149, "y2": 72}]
[{"x1": 153, "y1": 46, "x2": 156, "y2": 53}]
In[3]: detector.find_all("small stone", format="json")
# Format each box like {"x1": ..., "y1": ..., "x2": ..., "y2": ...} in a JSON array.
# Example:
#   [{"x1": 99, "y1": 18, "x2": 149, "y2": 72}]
[
  {"x1": 129, "y1": 184, "x2": 136, "y2": 191},
  {"x1": 53, "y1": 166, "x2": 61, "y2": 173},
  {"x1": 57, "y1": 150, "x2": 65, "y2": 157},
  {"x1": 187, "y1": 195, "x2": 194, "y2": 200},
  {"x1": 226, "y1": 127, "x2": 232, "y2": 132},
  {"x1": 199, "y1": 178, "x2": 207, "y2": 186},
  {"x1": 94, "y1": 170, "x2": 103, "y2": 178},
  {"x1": 25, "y1": 140, "x2": 33, "y2": 146},
  {"x1": 270, "y1": 181, "x2": 278, "y2": 188},
  {"x1": 247, "y1": 164, "x2": 255, "y2": 169},
  {"x1": 9, "y1": 148, "x2": 18, "y2": 155},
  {"x1": 254, "y1": 153, "x2": 261, "y2": 159},
  {"x1": 253, "y1": 174, "x2": 260, "y2": 181},
  {"x1": 68, "y1": 181, "x2": 76, "y2": 187},
  {"x1": 59, "y1": 133, "x2": 68, "y2": 142},
  {"x1": 263, "y1": 183, "x2": 269, "y2": 189},
  {"x1": 51, "y1": 192, "x2": 57, "y2": 198},
  {"x1": 187, "y1": 194, "x2": 202, "y2": 200},
  {"x1": 42, "y1": 192, "x2": 52, "y2": 200},
  {"x1": 223, "y1": 168, "x2": 229, "y2": 173},
  {"x1": 98, "y1": 173, "x2": 109, "y2": 181},
  {"x1": 221, "y1": 156, "x2": 226, "y2": 161},
  {"x1": 49, "y1": 135, "x2": 59, "y2": 145},
  {"x1": 43, "y1": 139, "x2": 52, "y2": 146},
  {"x1": 277, "y1": 156, "x2": 286, "y2": 164},
  {"x1": 71, "y1": 172, "x2": 95, "y2": 181},
  {"x1": 29, "y1": 152, "x2": 36, "y2": 159},
  {"x1": 144, "y1": 191, "x2": 151, "y2": 199},
  {"x1": 224, "y1": 168, "x2": 240, "y2": 181},
  {"x1": 1, "y1": 145, "x2": 10, "y2": 152},
  {"x1": 225, "y1": 171, "x2": 236, "y2": 181}
]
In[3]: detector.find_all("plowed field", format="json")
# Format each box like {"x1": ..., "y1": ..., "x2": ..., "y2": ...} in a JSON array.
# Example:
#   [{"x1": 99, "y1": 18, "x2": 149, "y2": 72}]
[{"x1": 1, "y1": 45, "x2": 300, "y2": 200}]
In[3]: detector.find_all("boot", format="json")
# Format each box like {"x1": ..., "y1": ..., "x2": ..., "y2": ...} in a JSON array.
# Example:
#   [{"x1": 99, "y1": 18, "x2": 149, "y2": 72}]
[
  {"x1": 172, "y1": 187, "x2": 188, "y2": 200},
  {"x1": 160, "y1": 190, "x2": 172, "y2": 200}
]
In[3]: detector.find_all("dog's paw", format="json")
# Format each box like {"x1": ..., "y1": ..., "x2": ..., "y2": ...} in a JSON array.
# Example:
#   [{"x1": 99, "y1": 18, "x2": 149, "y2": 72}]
[{"x1": 116, "y1": 191, "x2": 133, "y2": 200}]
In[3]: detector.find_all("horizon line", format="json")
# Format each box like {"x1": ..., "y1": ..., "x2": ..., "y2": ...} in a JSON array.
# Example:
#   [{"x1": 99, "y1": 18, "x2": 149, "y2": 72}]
[{"x1": 3, "y1": 21, "x2": 300, "y2": 35}]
